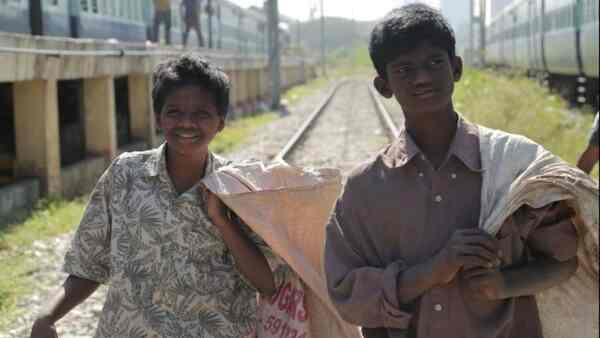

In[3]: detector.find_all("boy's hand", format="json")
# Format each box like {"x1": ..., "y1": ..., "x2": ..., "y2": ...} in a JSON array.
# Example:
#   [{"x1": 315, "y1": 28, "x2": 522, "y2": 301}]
[
  {"x1": 30, "y1": 316, "x2": 58, "y2": 338},
  {"x1": 432, "y1": 229, "x2": 502, "y2": 285},
  {"x1": 462, "y1": 267, "x2": 506, "y2": 300}
]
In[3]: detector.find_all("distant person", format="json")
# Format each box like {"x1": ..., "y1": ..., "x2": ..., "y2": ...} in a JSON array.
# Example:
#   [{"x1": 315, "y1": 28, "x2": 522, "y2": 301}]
[
  {"x1": 29, "y1": 55, "x2": 278, "y2": 338},
  {"x1": 325, "y1": 4, "x2": 580, "y2": 338},
  {"x1": 181, "y1": 0, "x2": 205, "y2": 47},
  {"x1": 577, "y1": 112, "x2": 599, "y2": 174},
  {"x1": 153, "y1": 0, "x2": 172, "y2": 44}
]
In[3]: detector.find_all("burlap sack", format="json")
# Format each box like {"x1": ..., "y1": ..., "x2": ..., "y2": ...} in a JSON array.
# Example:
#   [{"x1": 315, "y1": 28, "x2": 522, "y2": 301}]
[
  {"x1": 202, "y1": 161, "x2": 362, "y2": 338},
  {"x1": 479, "y1": 126, "x2": 599, "y2": 338}
]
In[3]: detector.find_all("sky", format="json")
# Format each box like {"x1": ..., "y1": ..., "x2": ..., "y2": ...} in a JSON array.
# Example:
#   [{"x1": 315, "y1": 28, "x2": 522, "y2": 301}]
[{"x1": 231, "y1": 0, "x2": 440, "y2": 22}]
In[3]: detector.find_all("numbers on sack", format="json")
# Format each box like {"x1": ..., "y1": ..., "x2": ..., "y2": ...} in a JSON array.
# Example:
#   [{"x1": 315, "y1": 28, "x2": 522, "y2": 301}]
[
  {"x1": 263, "y1": 315, "x2": 307, "y2": 338},
  {"x1": 268, "y1": 282, "x2": 308, "y2": 322}
]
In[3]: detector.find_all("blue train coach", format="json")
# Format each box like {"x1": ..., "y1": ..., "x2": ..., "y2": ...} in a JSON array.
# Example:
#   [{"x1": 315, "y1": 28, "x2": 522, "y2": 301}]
[{"x1": 0, "y1": 0, "x2": 152, "y2": 41}]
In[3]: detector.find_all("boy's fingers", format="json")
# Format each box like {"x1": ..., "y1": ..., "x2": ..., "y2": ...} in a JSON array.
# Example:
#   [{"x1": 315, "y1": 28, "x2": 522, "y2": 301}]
[
  {"x1": 462, "y1": 267, "x2": 492, "y2": 279},
  {"x1": 461, "y1": 235, "x2": 500, "y2": 254},
  {"x1": 457, "y1": 246, "x2": 498, "y2": 265},
  {"x1": 459, "y1": 255, "x2": 493, "y2": 269}
]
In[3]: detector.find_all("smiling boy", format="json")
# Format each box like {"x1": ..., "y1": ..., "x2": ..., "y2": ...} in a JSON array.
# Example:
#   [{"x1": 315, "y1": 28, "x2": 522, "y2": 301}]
[
  {"x1": 31, "y1": 54, "x2": 277, "y2": 338},
  {"x1": 324, "y1": 5, "x2": 579, "y2": 338}
]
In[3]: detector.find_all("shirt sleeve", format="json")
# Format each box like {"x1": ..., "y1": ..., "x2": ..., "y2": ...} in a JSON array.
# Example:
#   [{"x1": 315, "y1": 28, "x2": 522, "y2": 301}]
[
  {"x1": 324, "y1": 187, "x2": 413, "y2": 329},
  {"x1": 589, "y1": 113, "x2": 599, "y2": 147},
  {"x1": 522, "y1": 201, "x2": 579, "y2": 262},
  {"x1": 63, "y1": 163, "x2": 115, "y2": 284}
]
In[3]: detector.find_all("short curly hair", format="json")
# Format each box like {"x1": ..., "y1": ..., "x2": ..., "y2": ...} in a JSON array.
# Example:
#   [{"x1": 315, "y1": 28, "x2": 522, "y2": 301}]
[
  {"x1": 152, "y1": 54, "x2": 230, "y2": 118},
  {"x1": 369, "y1": 4, "x2": 456, "y2": 79}
]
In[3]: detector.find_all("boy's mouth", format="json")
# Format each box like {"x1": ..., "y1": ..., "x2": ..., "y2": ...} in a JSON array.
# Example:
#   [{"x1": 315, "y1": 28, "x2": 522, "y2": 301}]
[
  {"x1": 413, "y1": 88, "x2": 437, "y2": 98},
  {"x1": 175, "y1": 132, "x2": 201, "y2": 142}
]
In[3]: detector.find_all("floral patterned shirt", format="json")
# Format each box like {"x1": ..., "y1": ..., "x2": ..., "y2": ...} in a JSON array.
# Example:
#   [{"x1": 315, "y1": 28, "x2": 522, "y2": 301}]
[{"x1": 64, "y1": 144, "x2": 280, "y2": 338}]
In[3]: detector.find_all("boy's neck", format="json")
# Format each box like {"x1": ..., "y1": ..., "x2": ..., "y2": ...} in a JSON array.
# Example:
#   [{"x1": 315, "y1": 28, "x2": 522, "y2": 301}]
[
  {"x1": 404, "y1": 107, "x2": 458, "y2": 169},
  {"x1": 165, "y1": 146, "x2": 209, "y2": 194}
]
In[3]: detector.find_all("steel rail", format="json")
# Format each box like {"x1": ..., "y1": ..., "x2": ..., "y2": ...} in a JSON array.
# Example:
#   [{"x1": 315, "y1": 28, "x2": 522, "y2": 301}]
[
  {"x1": 273, "y1": 80, "x2": 349, "y2": 162},
  {"x1": 368, "y1": 83, "x2": 401, "y2": 139}
]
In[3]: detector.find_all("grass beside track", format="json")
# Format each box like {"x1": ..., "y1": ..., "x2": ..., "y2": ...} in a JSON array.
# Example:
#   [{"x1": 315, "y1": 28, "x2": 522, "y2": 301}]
[{"x1": 454, "y1": 68, "x2": 598, "y2": 179}]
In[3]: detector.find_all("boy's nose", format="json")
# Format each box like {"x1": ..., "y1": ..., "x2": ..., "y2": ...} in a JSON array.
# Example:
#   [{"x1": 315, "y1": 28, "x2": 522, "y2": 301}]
[
  {"x1": 413, "y1": 68, "x2": 434, "y2": 85},
  {"x1": 176, "y1": 111, "x2": 197, "y2": 126}
]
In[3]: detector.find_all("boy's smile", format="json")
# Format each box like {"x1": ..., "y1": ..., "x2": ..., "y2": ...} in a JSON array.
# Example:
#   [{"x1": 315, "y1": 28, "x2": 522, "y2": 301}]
[{"x1": 157, "y1": 85, "x2": 225, "y2": 157}]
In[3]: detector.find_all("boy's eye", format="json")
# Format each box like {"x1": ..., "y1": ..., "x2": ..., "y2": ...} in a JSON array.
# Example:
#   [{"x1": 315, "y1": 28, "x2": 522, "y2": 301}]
[
  {"x1": 429, "y1": 59, "x2": 445, "y2": 68},
  {"x1": 395, "y1": 66, "x2": 416, "y2": 76}
]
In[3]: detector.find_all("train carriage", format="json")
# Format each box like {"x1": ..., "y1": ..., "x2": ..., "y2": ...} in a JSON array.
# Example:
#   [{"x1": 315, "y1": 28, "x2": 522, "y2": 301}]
[
  {"x1": 485, "y1": 0, "x2": 598, "y2": 105},
  {"x1": 0, "y1": 0, "x2": 31, "y2": 34},
  {"x1": 581, "y1": 0, "x2": 599, "y2": 79},
  {"x1": 543, "y1": 0, "x2": 580, "y2": 76},
  {"x1": 0, "y1": 0, "x2": 285, "y2": 58},
  {"x1": 75, "y1": 0, "x2": 148, "y2": 42}
]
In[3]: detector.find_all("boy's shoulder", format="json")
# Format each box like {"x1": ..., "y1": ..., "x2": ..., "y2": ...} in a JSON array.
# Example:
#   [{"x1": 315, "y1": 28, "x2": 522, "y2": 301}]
[
  {"x1": 344, "y1": 145, "x2": 393, "y2": 190},
  {"x1": 110, "y1": 147, "x2": 164, "y2": 175}
]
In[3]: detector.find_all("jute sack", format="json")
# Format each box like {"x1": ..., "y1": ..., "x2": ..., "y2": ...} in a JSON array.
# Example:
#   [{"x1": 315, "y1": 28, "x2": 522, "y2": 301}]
[
  {"x1": 479, "y1": 126, "x2": 599, "y2": 338},
  {"x1": 202, "y1": 161, "x2": 362, "y2": 338}
]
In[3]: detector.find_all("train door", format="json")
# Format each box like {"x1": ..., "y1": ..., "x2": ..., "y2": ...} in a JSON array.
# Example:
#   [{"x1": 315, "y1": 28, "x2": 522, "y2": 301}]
[
  {"x1": 67, "y1": 0, "x2": 80, "y2": 38},
  {"x1": 29, "y1": 0, "x2": 43, "y2": 35}
]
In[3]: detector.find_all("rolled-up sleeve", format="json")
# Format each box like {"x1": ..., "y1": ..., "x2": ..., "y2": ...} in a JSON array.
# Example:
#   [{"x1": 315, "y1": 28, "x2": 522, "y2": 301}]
[
  {"x1": 525, "y1": 201, "x2": 579, "y2": 262},
  {"x1": 63, "y1": 164, "x2": 115, "y2": 284},
  {"x1": 325, "y1": 191, "x2": 413, "y2": 329}
]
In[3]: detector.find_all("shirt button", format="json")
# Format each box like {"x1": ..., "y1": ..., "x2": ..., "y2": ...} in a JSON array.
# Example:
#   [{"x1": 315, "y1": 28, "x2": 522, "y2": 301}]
[
  {"x1": 418, "y1": 172, "x2": 424, "y2": 177},
  {"x1": 434, "y1": 304, "x2": 443, "y2": 312},
  {"x1": 451, "y1": 173, "x2": 457, "y2": 179},
  {"x1": 435, "y1": 195, "x2": 443, "y2": 203}
]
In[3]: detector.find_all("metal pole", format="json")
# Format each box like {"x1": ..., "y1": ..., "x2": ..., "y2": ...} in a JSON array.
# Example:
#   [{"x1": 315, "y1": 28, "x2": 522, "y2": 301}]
[
  {"x1": 469, "y1": 0, "x2": 474, "y2": 66},
  {"x1": 269, "y1": 0, "x2": 281, "y2": 110},
  {"x1": 479, "y1": 0, "x2": 486, "y2": 65},
  {"x1": 207, "y1": 0, "x2": 213, "y2": 48},
  {"x1": 320, "y1": 0, "x2": 326, "y2": 76}
]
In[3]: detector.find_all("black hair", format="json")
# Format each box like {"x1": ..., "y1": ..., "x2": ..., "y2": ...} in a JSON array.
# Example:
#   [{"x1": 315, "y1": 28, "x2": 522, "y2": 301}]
[
  {"x1": 369, "y1": 3, "x2": 456, "y2": 78},
  {"x1": 152, "y1": 54, "x2": 230, "y2": 118}
]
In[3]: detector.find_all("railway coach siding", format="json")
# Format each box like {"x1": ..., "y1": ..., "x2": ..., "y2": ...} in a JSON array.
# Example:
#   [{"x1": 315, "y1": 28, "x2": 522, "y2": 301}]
[{"x1": 0, "y1": 32, "x2": 316, "y2": 218}]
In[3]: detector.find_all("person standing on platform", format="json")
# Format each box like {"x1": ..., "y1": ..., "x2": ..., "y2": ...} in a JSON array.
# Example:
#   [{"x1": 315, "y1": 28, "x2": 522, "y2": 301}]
[
  {"x1": 181, "y1": 0, "x2": 204, "y2": 47},
  {"x1": 577, "y1": 112, "x2": 599, "y2": 174},
  {"x1": 153, "y1": 0, "x2": 172, "y2": 44}
]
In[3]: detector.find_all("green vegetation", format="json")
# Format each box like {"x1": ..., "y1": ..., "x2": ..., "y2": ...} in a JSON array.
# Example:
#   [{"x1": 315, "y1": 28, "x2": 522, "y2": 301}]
[
  {"x1": 454, "y1": 68, "x2": 599, "y2": 179},
  {"x1": 210, "y1": 113, "x2": 279, "y2": 153},
  {"x1": 0, "y1": 198, "x2": 87, "y2": 328}
]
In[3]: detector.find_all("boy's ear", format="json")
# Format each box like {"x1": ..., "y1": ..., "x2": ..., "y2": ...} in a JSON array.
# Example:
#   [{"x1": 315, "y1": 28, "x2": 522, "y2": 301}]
[
  {"x1": 217, "y1": 117, "x2": 226, "y2": 133},
  {"x1": 452, "y1": 56, "x2": 464, "y2": 82},
  {"x1": 374, "y1": 76, "x2": 394, "y2": 99}
]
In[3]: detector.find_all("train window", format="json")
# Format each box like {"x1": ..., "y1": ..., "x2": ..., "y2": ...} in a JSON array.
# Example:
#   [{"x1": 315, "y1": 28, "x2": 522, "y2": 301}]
[
  {"x1": 91, "y1": 0, "x2": 97, "y2": 13},
  {"x1": 80, "y1": 0, "x2": 88, "y2": 12}
]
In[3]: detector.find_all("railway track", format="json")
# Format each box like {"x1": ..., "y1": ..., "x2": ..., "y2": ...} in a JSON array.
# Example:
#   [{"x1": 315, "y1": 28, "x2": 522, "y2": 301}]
[{"x1": 275, "y1": 80, "x2": 400, "y2": 174}]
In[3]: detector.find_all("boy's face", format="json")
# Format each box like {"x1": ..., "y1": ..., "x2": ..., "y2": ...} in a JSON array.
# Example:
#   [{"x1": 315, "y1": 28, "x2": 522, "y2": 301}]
[
  {"x1": 375, "y1": 41, "x2": 462, "y2": 117},
  {"x1": 157, "y1": 85, "x2": 225, "y2": 157}
]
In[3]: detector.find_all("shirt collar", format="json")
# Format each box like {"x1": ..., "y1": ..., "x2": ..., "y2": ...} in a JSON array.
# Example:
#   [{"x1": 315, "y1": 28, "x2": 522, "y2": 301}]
[
  {"x1": 382, "y1": 116, "x2": 482, "y2": 172},
  {"x1": 141, "y1": 143, "x2": 218, "y2": 179}
]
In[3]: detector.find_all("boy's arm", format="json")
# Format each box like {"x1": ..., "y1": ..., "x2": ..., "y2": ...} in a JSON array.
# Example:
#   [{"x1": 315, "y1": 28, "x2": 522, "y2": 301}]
[
  {"x1": 464, "y1": 202, "x2": 579, "y2": 300},
  {"x1": 577, "y1": 145, "x2": 599, "y2": 174},
  {"x1": 202, "y1": 188, "x2": 277, "y2": 298},
  {"x1": 325, "y1": 192, "x2": 500, "y2": 329},
  {"x1": 31, "y1": 276, "x2": 100, "y2": 337},
  {"x1": 396, "y1": 229, "x2": 501, "y2": 304}
]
